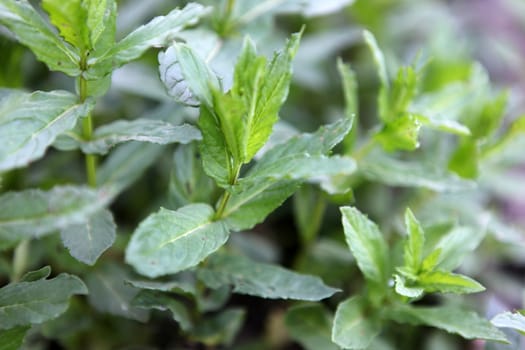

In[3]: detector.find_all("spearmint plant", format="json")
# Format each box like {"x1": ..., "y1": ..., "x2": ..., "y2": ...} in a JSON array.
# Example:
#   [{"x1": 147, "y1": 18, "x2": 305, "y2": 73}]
[{"x1": 1, "y1": 0, "x2": 524, "y2": 348}]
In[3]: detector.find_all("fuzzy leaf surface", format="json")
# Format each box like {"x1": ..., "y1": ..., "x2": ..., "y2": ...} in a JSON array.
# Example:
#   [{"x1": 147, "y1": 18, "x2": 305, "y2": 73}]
[
  {"x1": 340, "y1": 206, "x2": 389, "y2": 286},
  {"x1": 0, "y1": 273, "x2": 87, "y2": 329},
  {"x1": 60, "y1": 209, "x2": 116, "y2": 265},
  {"x1": 0, "y1": 0, "x2": 80, "y2": 75},
  {"x1": 0, "y1": 90, "x2": 92, "y2": 172},
  {"x1": 78, "y1": 119, "x2": 201, "y2": 154},
  {"x1": 197, "y1": 253, "x2": 339, "y2": 301},
  {"x1": 126, "y1": 204, "x2": 229, "y2": 278},
  {"x1": 332, "y1": 296, "x2": 381, "y2": 349}
]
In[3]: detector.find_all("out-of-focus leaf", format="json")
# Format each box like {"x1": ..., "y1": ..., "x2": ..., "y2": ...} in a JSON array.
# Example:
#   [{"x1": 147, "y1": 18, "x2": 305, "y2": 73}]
[
  {"x1": 432, "y1": 226, "x2": 486, "y2": 271},
  {"x1": 363, "y1": 30, "x2": 389, "y2": 123},
  {"x1": 78, "y1": 119, "x2": 201, "y2": 155},
  {"x1": 0, "y1": 0, "x2": 81, "y2": 75},
  {"x1": 60, "y1": 209, "x2": 116, "y2": 265},
  {"x1": 197, "y1": 253, "x2": 339, "y2": 301},
  {"x1": 293, "y1": 185, "x2": 327, "y2": 245},
  {"x1": 0, "y1": 326, "x2": 29, "y2": 350},
  {"x1": 0, "y1": 273, "x2": 87, "y2": 329},
  {"x1": 332, "y1": 296, "x2": 381, "y2": 349},
  {"x1": 20, "y1": 266, "x2": 51, "y2": 282},
  {"x1": 340, "y1": 206, "x2": 389, "y2": 286},
  {"x1": 285, "y1": 304, "x2": 338, "y2": 350},
  {"x1": 0, "y1": 89, "x2": 92, "y2": 172},
  {"x1": 387, "y1": 304, "x2": 508, "y2": 343},
  {"x1": 359, "y1": 153, "x2": 476, "y2": 192},
  {"x1": 491, "y1": 311, "x2": 525, "y2": 335},
  {"x1": 0, "y1": 186, "x2": 111, "y2": 247},
  {"x1": 448, "y1": 137, "x2": 478, "y2": 179},
  {"x1": 189, "y1": 308, "x2": 245, "y2": 347},
  {"x1": 85, "y1": 263, "x2": 148, "y2": 322},
  {"x1": 337, "y1": 58, "x2": 358, "y2": 152},
  {"x1": 125, "y1": 204, "x2": 229, "y2": 278},
  {"x1": 132, "y1": 290, "x2": 193, "y2": 331}
]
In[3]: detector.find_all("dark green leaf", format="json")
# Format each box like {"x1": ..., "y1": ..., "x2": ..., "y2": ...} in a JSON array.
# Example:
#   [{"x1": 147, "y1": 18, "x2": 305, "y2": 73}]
[
  {"x1": 0, "y1": 0, "x2": 80, "y2": 75},
  {"x1": 60, "y1": 209, "x2": 116, "y2": 265},
  {"x1": 197, "y1": 253, "x2": 339, "y2": 301},
  {"x1": 85, "y1": 263, "x2": 148, "y2": 322},
  {"x1": 285, "y1": 304, "x2": 338, "y2": 350},
  {"x1": 126, "y1": 204, "x2": 230, "y2": 277},
  {"x1": 0, "y1": 89, "x2": 93, "y2": 172},
  {"x1": 0, "y1": 326, "x2": 29, "y2": 350},
  {"x1": 332, "y1": 296, "x2": 381, "y2": 349},
  {"x1": 0, "y1": 273, "x2": 87, "y2": 329},
  {"x1": 340, "y1": 206, "x2": 389, "y2": 286},
  {"x1": 132, "y1": 290, "x2": 193, "y2": 331},
  {"x1": 189, "y1": 308, "x2": 245, "y2": 347}
]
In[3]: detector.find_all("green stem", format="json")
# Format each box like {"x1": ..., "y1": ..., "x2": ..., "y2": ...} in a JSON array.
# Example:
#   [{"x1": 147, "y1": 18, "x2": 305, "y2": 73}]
[
  {"x1": 12, "y1": 240, "x2": 29, "y2": 282},
  {"x1": 214, "y1": 163, "x2": 241, "y2": 220},
  {"x1": 78, "y1": 63, "x2": 97, "y2": 187}
]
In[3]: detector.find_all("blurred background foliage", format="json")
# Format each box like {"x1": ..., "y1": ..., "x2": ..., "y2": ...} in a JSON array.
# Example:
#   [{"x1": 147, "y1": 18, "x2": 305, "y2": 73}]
[{"x1": 1, "y1": 0, "x2": 525, "y2": 349}]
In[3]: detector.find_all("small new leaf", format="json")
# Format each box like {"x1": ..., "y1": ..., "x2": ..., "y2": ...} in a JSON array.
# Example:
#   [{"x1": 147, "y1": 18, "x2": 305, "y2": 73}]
[
  {"x1": 403, "y1": 208, "x2": 425, "y2": 274},
  {"x1": 41, "y1": 0, "x2": 89, "y2": 50},
  {"x1": 417, "y1": 270, "x2": 485, "y2": 294}
]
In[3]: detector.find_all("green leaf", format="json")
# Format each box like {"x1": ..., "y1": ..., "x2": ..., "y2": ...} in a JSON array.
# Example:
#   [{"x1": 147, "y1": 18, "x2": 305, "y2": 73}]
[
  {"x1": 448, "y1": 137, "x2": 479, "y2": 179},
  {"x1": 491, "y1": 311, "x2": 525, "y2": 335},
  {"x1": 60, "y1": 209, "x2": 116, "y2": 265},
  {"x1": 41, "y1": 0, "x2": 89, "y2": 50},
  {"x1": 0, "y1": 326, "x2": 29, "y2": 350},
  {"x1": 416, "y1": 270, "x2": 485, "y2": 294},
  {"x1": 132, "y1": 290, "x2": 193, "y2": 331},
  {"x1": 108, "y1": 3, "x2": 210, "y2": 68},
  {"x1": 403, "y1": 208, "x2": 425, "y2": 273},
  {"x1": 85, "y1": 263, "x2": 148, "y2": 322},
  {"x1": 432, "y1": 226, "x2": 486, "y2": 271},
  {"x1": 0, "y1": 273, "x2": 87, "y2": 329},
  {"x1": 169, "y1": 143, "x2": 217, "y2": 208},
  {"x1": 374, "y1": 113, "x2": 422, "y2": 151},
  {"x1": 393, "y1": 274, "x2": 423, "y2": 298},
  {"x1": 97, "y1": 142, "x2": 164, "y2": 198},
  {"x1": 0, "y1": 0, "x2": 80, "y2": 75},
  {"x1": 125, "y1": 204, "x2": 230, "y2": 278},
  {"x1": 285, "y1": 304, "x2": 338, "y2": 350},
  {"x1": 78, "y1": 119, "x2": 201, "y2": 155},
  {"x1": 363, "y1": 30, "x2": 389, "y2": 123},
  {"x1": 337, "y1": 58, "x2": 358, "y2": 152},
  {"x1": 189, "y1": 308, "x2": 245, "y2": 347},
  {"x1": 0, "y1": 89, "x2": 93, "y2": 172},
  {"x1": 197, "y1": 253, "x2": 339, "y2": 301},
  {"x1": 86, "y1": 0, "x2": 115, "y2": 48},
  {"x1": 293, "y1": 185, "x2": 327, "y2": 245},
  {"x1": 340, "y1": 206, "x2": 389, "y2": 286},
  {"x1": 159, "y1": 42, "x2": 220, "y2": 107},
  {"x1": 359, "y1": 152, "x2": 476, "y2": 192},
  {"x1": 0, "y1": 186, "x2": 111, "y2": 247},
  {"x1": 332, "y1": 296, "x2": 381, "y2": 349},
  {"x1": 20, "y1": 266, "x2": 52, "y2": 282},
  {"x1": 387, "y1": 304, "x2": 508, "y2": 343}
]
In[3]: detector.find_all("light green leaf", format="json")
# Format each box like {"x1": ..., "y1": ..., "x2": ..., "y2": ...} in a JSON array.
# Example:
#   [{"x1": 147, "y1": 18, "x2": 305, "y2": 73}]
[
  {"x1": 449, "y1": 137, "x2": 479, "y2": 179},
  {"x1": 20, "y1": 266, "x2": 52, "y2": 282},
  {"x1": 197, "y1": 253, "x2": 339, "y2": 301},
  {"x1": 363, "y1": 30, "x2": 389, "y2": 123},
  {"x1": 127, "y1": 276, "x2": 197, "y2": 296},
  {"x1": 433, "y1": 226, "x2": 486, "y2": 271},
  {"x1": 359, "y1": 153, "x2": 476, "y2": 192},
  {"x1": 337, "y1": 58, "x2": 358, "y2": 152},
  {"x1": 86, "y1": 0, "x2": 114, "y2": 48},
  {"x1": 97, "y1": 142, "x2": 164, "y2": 198},
  {"x1": 340, "y1": 206, "x2": 389, "y2": 286},
  {"x1": 0, "y1": 0, "x2": 80, "y2": 75},
  {"x1": 0, "y1": 186, "x2": 111, "y2": 247},
  {"x1": 403, "y1": 208, "x2": 425, "y2": 273},
  {"x1": 159, "y1": 42, "x2": 220, "y2": 107},
  {"x1": 109, "y1": 3, "x2": 210, "y2": 67},
  {"x1": 0, "y1": 326, "x2": 29, "y2": 350},
  {"x1": 0, "y1": 89, "x2": 93, "y2": 172},
  {"x1": 332, "y1": 296, "x2": 381, "y2": 349},
  {"x1": 60, "y1": 209, "x2": 116, "y2": 265},
  {"x1": 393, "y1": 274, "x2": 423, "y2": 298},
  {"x1": 285, "y1": 304, "x2": 338, "y2": 350},
  {"x1": 169, "y1": 143, "x2": 217, "y2": 208},
  {"x1": 126, "y1": 204, "x2": 230, "y2": 278},
  {"x1": 417, "y1": 270, "x2": 485, "y2": 294},
  {"x1": 132, "y1": 290, "x2": 193, "y2": 331},
  {"x1": 85, "y1": 263, "x2": 148, "y2": 322},
  {"x1": 78, "y1": 119, "x2": 201, "y2": 155},
  {"x1": 41, "y1": 0, "x2": 88, "y2": 49},
  {"x1": 0, "y1": 273, "x2": 87, "y2": 329},
  {"x1": 491, "y1": 311, "x2": 525, "y2": 335},
  {"x1": 374, "y1": 113, "x2": 422, "y2": 151},
  {"x1": 387, "y1": 304, "x2": 508, "y2": 343},
  {"x1": 189, "y1": 308, "x2": 245, "y2": 347}
]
